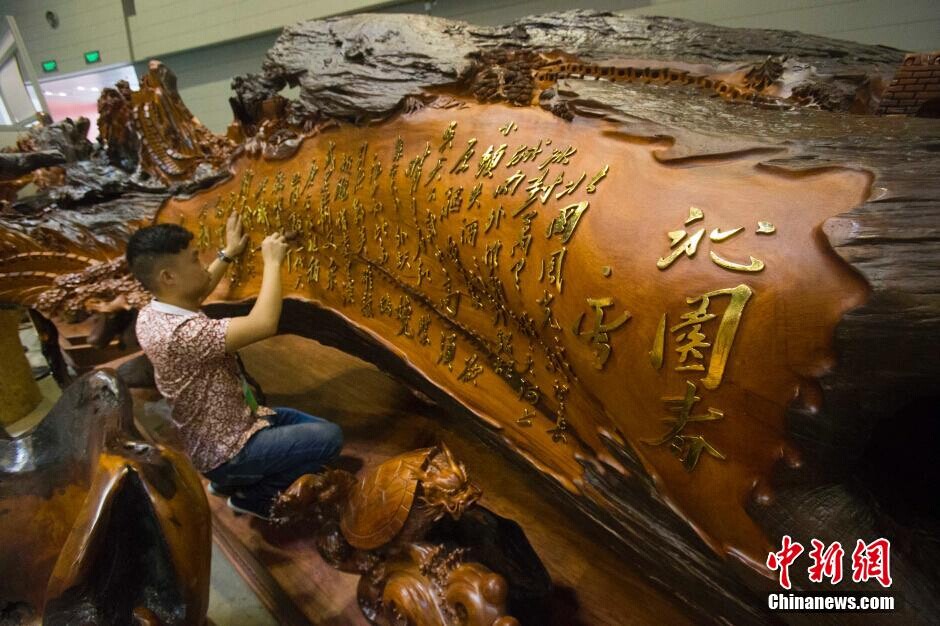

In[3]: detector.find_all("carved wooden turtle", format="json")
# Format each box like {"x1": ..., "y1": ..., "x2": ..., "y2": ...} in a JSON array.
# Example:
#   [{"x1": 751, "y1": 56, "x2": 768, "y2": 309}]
[{"x1": 340, "y1": 443, "x2": 481, "y2": 551}]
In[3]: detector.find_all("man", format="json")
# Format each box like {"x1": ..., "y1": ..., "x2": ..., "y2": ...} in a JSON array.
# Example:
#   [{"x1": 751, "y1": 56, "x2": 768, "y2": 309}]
[{"x1": 127, "y1": 214, "x2": 342, "y2": 520}]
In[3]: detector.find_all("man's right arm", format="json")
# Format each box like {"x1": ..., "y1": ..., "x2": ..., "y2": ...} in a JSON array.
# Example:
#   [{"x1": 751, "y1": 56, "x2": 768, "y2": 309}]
[{"x1": 225, "y1": 232, "x2": 287, "y2": 353}]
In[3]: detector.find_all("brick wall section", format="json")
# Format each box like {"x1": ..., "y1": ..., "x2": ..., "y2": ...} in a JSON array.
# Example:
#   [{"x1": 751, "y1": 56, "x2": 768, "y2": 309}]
[{"x1": 878, "y1": 52, "x2": 940, "y2": 116}]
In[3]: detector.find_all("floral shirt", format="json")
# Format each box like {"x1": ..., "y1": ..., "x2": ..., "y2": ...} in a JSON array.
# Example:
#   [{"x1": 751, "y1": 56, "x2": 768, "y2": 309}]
[{"x1": 136, "y1": 300, "x2": 273, "y2": 472}]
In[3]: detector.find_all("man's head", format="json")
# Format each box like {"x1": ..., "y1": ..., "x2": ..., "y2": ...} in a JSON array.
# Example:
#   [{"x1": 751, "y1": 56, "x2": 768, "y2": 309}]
[{"x1": 126, "y1": 224, "x2": 210, "y2": 300}]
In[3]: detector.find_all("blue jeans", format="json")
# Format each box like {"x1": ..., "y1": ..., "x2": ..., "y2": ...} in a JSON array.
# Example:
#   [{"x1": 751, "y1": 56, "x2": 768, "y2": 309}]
[{"x1": 204, "y1": 407, "x2": 343, "y2": 504}]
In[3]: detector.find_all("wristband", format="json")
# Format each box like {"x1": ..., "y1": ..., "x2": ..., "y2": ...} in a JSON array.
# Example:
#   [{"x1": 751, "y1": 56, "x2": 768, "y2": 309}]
[{"x1": 217, "y1": 249, "x2": 235, "y2": 263}]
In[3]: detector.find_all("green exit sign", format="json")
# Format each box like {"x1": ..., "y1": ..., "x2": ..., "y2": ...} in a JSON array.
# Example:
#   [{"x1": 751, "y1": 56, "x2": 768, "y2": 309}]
[
  {"x1": 41, "y1": 59, "x2": 57, "y2": 72},
  {"x1": 83, "y1": 50, "x2": 100, "y2": 64}
]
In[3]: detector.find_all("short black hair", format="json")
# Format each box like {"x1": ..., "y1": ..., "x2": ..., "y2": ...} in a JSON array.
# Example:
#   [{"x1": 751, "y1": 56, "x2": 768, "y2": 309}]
[{"x1": 126, "y1": 223, "x2": 194, "y2": 291}]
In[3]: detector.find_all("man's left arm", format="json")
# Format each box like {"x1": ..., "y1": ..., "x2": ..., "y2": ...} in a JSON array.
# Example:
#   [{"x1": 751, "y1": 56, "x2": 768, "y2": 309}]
[{"x1": 203, "y1": 213, "x2": 248, "y2": 299}]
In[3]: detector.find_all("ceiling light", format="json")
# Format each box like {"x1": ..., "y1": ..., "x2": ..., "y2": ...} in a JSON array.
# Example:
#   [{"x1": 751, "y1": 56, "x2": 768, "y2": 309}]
[
  {"x1": 43, "y1": 90, "x2": 53, "y2": 96},
  {"x1": 57, "y1": 92, "x2": 66, "y2": 97},
  {"x1": 76, "y1": 86, "x2": 85, "y2": 91}
]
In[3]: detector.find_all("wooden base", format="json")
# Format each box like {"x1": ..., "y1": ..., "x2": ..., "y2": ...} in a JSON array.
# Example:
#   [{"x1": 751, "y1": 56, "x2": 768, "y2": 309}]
[
  {"x1": 0, "y1": 308, "x2": 41, "y2": 426},
  {"x1": 133, "y1": 334, "x2": 694, "y2": 625}
]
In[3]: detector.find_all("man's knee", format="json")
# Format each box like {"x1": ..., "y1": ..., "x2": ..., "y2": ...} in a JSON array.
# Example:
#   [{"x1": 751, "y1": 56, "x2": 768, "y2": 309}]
[
  {"x1": 308, "y1": 420, "x2": 343, "y2": 460},
  {"x1": 325, "y1": 421, "x2": 343, "y2": 458}
]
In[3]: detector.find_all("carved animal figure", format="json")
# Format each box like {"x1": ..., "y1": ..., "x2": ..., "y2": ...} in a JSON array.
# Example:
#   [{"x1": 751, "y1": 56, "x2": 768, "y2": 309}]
[
  {"x1": 341, "y1": 444, "x2": 482, "y2": 550},
  {"x1": 274, "y1": 444, "x2": 528, "y2": 625}
]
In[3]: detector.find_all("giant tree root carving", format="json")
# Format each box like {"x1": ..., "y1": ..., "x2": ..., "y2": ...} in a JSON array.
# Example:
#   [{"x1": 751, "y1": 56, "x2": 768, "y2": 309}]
[{"x1": 0, "y1": 10, "x2": 937, "y2": 624}]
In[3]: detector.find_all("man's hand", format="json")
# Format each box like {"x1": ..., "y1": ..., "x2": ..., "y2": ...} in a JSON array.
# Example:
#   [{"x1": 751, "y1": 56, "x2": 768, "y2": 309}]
[
  {"x1": 223, "y1": 213, "x2": 249, "y2": 259},
  {"x1": 202, "y1": 214, "x2": 250, "y2": 299},
  {"x1": 261, "y1": 232, "x2": 288, "y2": 267},
  {"x1": 225, "y1": 232, "x2": 287, "y2": 353}
]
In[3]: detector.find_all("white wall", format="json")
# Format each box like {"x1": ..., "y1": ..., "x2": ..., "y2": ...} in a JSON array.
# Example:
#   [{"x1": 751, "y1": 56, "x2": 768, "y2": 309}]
[
  {"x1": 0, "y1": 128, "x2": 20, "y2": 146},
  {"x1": 0, "y1": 0, "x2": 130, "y2": 76},
  {"x1": 126, "y1": 0, "x2": 398, "y2": 59}
]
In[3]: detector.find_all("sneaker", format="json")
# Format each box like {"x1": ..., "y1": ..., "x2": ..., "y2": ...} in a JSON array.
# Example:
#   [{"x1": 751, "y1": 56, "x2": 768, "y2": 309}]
[
  {"x1": 207, "y1": 482, "x2": 239, "y2": 498},
  {"x1": 227, "y1": 495, "x2": 277, "y2": 521}
]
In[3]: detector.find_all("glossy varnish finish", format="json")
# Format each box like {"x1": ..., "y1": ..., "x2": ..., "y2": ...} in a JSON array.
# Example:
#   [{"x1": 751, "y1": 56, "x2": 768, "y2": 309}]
[
  {"x1": 162, "y1": 102, "x2": 869, "y2": 574},
  {"x1": 172, "y1": 334, "x2": 695, "y2": 626},
  {"x1": 0, "y1": 371, "x2": 210, "y2": 624}
]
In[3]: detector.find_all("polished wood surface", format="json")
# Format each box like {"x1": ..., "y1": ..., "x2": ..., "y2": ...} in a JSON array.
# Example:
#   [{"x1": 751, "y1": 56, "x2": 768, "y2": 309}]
[
  {"x1": 0, "y1": 371, "x2": 210, "y2": 624},
  {"x1": 136, "y1": 334, "x2": 694, "y2": 625},
  {"x1": 161, "y1": 101, "x2": 869, "y2": 572}
]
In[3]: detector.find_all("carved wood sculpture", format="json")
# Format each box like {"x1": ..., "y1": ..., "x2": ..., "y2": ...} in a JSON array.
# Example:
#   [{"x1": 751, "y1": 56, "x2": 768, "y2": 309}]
[
  {"x1": 0, "y1": 370, "x2": 210, "y2": 624},
  {"x1": 0, "y1": 10, "x2": 937, "y2": 624},
  {"x1": 0, "y1": 60, "x2": 235, "y2": 381},
  {"x1": 273, "y1": 443, "x2": 544, "y2": 625},
  {"x1": 0, "y1": 59, "x2": 234, "y2": 284}
]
